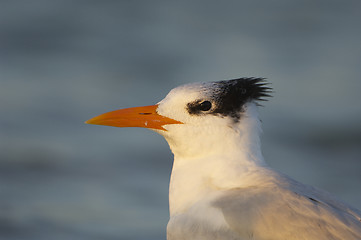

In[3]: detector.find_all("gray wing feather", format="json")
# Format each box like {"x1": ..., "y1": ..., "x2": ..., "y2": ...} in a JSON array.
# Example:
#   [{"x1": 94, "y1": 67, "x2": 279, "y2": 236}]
[{"x1": 213, "y1": 175, "x2": 361, "y2": 240}]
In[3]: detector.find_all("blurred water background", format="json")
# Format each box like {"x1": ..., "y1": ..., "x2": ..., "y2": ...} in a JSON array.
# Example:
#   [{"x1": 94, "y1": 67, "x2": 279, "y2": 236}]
[{"x1": 1, "y1": 1, "x2": 361, "y2": 239}]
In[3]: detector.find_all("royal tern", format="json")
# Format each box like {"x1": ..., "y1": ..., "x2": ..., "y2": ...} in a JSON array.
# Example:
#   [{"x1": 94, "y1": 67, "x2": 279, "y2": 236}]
[{"x1": 86, "y1": 78, "x2": 361, "y2": 240}]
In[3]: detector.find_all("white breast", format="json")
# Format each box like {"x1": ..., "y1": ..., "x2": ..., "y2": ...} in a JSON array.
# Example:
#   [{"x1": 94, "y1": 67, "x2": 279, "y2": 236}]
[{"x1": 167, "y1": 191, "x2": 241, "y2": 240}]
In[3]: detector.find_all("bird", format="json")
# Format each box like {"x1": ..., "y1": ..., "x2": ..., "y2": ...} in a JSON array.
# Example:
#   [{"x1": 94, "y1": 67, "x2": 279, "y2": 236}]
[{"x1": 86, "y1": 78, "x2": 361, "y2": 240}]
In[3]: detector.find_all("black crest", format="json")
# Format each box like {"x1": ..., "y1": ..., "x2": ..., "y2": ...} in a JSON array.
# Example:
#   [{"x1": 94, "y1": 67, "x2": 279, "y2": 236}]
[{"x1": 187, "y1": 77, "x2": 272, "y2": 120}]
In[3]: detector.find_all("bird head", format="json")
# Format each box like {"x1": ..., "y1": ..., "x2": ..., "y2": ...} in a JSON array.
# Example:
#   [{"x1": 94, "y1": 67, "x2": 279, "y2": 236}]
[{"x1": 86, "y1": 78, "x2": 271, "y2": 158}]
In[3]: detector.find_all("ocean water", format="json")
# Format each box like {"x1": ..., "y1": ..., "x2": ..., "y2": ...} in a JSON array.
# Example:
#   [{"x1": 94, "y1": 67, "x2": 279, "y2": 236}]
[{"x1": 1, "y1": 1, "x2": 361, "y2": 239}]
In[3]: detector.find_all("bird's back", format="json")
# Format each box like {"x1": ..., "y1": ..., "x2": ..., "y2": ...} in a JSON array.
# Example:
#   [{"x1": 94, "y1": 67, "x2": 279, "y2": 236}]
[{"x1": 211, "y1": 173, "x2": 361, "y2": 240}]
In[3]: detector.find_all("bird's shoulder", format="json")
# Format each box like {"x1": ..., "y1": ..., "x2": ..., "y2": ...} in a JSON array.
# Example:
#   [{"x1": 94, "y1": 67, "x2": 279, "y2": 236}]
[{"x1": 211, "y1": 174, "x2": 361, "y2": 240}]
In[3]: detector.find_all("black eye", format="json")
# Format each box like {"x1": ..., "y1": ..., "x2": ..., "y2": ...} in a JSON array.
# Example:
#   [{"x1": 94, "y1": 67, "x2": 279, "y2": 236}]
[{"x1": 199, "y1": 101, "x2": 212, "y2": 111}]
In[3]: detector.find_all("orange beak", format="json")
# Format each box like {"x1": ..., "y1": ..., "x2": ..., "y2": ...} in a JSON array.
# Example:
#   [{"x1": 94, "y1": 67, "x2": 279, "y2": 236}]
[{"x1": 85, "y1": 105, "x2": 182, "y2": 131}]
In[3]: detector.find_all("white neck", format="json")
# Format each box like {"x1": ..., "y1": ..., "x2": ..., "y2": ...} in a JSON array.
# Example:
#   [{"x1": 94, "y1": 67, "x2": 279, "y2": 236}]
[{"x1": 163, "y1": 103, "x2": 267, "y2": 216}]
